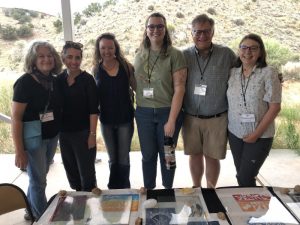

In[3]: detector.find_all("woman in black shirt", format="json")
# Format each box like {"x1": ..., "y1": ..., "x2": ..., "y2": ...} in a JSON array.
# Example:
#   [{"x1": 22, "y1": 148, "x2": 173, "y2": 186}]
[
  {"x1": 12, "y1": 41, "x2": 62, "y2": 220},
  {"x1": 58, "y1": 41, "x2": 98, "y2": 191},
  {"x1": 93, "y1": 33, "x2": 136, "y2": 189}
]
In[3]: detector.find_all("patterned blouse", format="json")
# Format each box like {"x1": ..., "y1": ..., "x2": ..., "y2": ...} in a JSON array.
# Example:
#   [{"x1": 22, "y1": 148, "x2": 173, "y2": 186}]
[{"x1": 227, "y1": 66, "x2": 282, "y2": 139}]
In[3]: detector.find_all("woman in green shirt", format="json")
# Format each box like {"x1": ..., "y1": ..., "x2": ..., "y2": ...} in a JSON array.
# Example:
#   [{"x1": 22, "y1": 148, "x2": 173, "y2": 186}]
[{"x1": 134, "y1": 12, "x2": 187, "y2": 189}]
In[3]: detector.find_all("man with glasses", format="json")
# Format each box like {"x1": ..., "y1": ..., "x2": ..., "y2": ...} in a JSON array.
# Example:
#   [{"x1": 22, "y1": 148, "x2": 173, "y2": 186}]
[{"x1": 182, "y1": 14, "x2": 236, "y2": 188}]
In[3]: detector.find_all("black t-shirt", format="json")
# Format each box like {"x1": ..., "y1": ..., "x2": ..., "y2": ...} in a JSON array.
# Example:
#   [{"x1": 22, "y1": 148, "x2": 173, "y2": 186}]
[
  {"x1": 95, "y1": 64, "x2": 134, "y2": 125},
  {"x1": 13, "y1": 73, "x2": 62, "y2": 139},
  {"x1": 57, "y1": 70, "x2": 99, "y2": 132}
]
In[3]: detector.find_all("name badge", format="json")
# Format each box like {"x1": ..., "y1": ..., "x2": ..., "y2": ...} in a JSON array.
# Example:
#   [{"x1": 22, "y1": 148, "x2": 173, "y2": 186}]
[
  {"x1": 240, "y1": 113, "x2": 255, "y2": 123},
  {"x1": 194, "y1": 84, "x2": 207, "y2": 96},
  {"x1": 143, "y1": 88, "x2": 154, "y2": 98},
  {"x1": 40, "y1": 111, "x2": 54, "y2": 122}
]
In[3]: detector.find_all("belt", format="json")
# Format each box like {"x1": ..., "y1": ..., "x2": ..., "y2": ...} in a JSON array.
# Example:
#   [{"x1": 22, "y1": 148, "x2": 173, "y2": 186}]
[{"x1": 188, "y1": 111, "x2": 227, "y2": 119}]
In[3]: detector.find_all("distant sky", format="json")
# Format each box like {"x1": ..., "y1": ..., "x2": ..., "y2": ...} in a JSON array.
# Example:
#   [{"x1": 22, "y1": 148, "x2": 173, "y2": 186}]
[{"x1": 0, "y1": 0, "x2": 103, "y2": 16}]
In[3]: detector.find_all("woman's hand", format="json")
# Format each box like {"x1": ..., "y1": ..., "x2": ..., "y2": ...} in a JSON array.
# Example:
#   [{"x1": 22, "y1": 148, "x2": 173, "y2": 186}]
[
  {"x1": 164, "y1": 120, "x2": 175, "y2": 137},
  {"x1": 243, "y1": 132, "x2": 259, "y2": 143},
  {"x1": 15, "y1": 150, "x2": 28, "y2": 170}
]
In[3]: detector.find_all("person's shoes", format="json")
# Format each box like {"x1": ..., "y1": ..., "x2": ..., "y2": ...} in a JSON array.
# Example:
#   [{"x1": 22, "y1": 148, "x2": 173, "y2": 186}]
[{"x1": 24, "y1": 209, "x2": 34, "y2": 221}]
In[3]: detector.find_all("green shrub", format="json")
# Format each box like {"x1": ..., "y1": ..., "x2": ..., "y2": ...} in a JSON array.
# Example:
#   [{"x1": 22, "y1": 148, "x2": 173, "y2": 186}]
[
  {"x1": 0, "y1": 81, "x2": 13, "y2": 117},
  {"x1": 0, "y1": 81, "x2": 14, "y2": 153},
  {"x1": 207, "y1": 8, "x2": 217, "y2": 15},
  {"x1": 275, "y1": 106, "x2": 300, "y2": 151},
  {"x1": 53, "y1": 19, "x2": 62, "y2": 33},
  {"x1": 74, "y1": 12, "x2": 82, "y2": 25},
  {"x1": 17, "y1": 24, "x2": 34, "y2": 38},
  {"x1": 0, "y1": 25, "x2": 17, "y2": 40},
  {"x1": 103, "y1": 0, "x2": 117, "y2": 8},
  {"x1": 83, "y1": 3, "x2": 102, "y2": 17},
  {"x1": 0, "y1": 122, "x2": 13, "y2": 154},
  {"x1": 28, "y1": 10, "x2": 39, "y2": 18},
  {"x1": 9, "y1": 41, "x2": 26, "y2": 67},
  {"x1": 265, "y1": 39, "x2": 298, "y2": 70},
  {"x1": 11, "y1": 8, "x2": 32, "y2": 24}
]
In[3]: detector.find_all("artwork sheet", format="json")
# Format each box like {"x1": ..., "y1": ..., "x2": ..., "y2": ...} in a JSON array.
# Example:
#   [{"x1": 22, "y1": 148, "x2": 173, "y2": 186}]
[
  {"x1": 273, "y1": 187, "x2": 300, "y2": 222},
  {"x1": 143, "y1": 188, "x2": 221, "y2": 225},
  {"x1": 35, "y1": 189, "x2": 141, "y2": 225},
  {"x1": 216, "y1": 187, "x2": 298, "y2": 225}
]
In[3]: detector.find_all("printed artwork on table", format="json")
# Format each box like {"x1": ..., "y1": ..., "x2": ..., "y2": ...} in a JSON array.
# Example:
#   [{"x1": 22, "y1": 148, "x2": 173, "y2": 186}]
[
  {"x1": 232, "y1": 194, "x2": 271, "y2": 212},
  {"x1": 289, "y1": 193, "x2": 300, "y2": 203},
  {"x1": 100, "y1": 194, "x2": 132, "y2": 212},
  {"x1": 98, "y1": 194, "x2": 132, "y2": 224},
  {"x1": 187, "y1": 221, "x2": 220, "y2": 225},
  {"x1": 247, "y1": 222, "x2": 285, "y2": 225},
  {"x1": 146, "y1": 208, "x2": 175, "y2": 225},
  {"x1": 50, "y1": 195, "x2": 87, "y2": 222}
]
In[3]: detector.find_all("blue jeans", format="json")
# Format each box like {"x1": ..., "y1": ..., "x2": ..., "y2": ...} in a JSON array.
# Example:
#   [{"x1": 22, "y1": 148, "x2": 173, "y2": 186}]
[
  {"x1": 101, "y1": 122, "x2": 133, "y2": 166},
  {"x1": 59, "y1": 130, "x2": 97, "y2": 191},
  {"x1": 135, "y1": 106, "x2": 183, "y2": 189},
  {"x1": 26, "y1": 135, "x2": 58, "y2": 218},
  {"x1": 101, "y1": 122, "x2": 133, "y2": 189}
]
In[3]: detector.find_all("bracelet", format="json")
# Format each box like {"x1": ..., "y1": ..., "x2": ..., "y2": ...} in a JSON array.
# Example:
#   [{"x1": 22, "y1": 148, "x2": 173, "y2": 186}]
[{"x1": 89, "y1": 132, "x2": 96, "y2": 136}]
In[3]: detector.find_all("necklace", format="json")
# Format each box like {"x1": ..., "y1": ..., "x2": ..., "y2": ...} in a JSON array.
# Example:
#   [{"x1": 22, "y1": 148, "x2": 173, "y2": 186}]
[{"x1": 103, "y1": 60, "x2": 117, "y2": 71}]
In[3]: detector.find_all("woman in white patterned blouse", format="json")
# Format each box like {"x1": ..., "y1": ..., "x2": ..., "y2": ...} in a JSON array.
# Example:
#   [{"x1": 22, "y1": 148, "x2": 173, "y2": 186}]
[{"x1": 227, "y1": 33, "x2": 282, "y2": 187}]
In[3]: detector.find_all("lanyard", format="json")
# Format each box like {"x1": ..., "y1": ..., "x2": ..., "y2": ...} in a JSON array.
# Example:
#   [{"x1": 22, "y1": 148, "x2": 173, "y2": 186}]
[
  {"x1": 147, "y1": 49, "x2": 161, "y2": 84},
  {"x1": 195, "y1": 47, "x2": 212, "y2": 80},
  {"x1": 240, "y1": 70, "x2": 252, "y2": 107}
]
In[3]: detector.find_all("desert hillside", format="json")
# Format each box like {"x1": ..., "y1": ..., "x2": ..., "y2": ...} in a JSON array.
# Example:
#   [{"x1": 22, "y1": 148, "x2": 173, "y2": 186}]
[{"x1": 0, "y1": 0, "x2": 299, "y2": 73}]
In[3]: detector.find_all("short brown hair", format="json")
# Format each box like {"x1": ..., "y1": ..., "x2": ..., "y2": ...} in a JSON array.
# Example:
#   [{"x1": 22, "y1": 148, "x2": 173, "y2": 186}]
[{"x1": 192, "y1": 14, "x2": 215, "y2": 29}]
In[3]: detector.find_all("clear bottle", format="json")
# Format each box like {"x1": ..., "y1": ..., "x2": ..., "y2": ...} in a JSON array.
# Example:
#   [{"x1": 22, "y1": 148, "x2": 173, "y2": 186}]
[{"x1": 164, "y1": 136, "x2": 176, "y2": 170}]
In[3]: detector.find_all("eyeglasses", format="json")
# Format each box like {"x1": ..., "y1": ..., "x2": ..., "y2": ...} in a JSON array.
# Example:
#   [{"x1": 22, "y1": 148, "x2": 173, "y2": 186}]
[
  {"x1": 192, "y1": 29, "x2": 213, "y2": 37},
  {"x1": 239, "y1": 45, "x2": 259, "y2": 52},
  {"x1": 64, "y1": 41, "x2": 83, "y2": 49},
  {"x1": 147, "y1": 24, "x2": 165, "y2": 31}
]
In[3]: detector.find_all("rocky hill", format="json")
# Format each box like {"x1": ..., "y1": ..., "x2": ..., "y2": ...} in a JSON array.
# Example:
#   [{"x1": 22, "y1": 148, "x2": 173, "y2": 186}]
[{"x1": 0, "y1": 0, "x2": 300, "y2": 73}]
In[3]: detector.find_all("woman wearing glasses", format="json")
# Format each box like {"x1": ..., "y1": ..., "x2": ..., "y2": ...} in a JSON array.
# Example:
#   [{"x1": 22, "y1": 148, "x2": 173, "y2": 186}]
[
  {"x1": 134, "y1": 12, "x2": 187, "y2": 189},
  {"x1": 58, "y1": 41, "x2": 98, "y2": 191},
  {"x1": 92, "y1": 33, "x2": 135, "y2": 189},
  {"x1": 227, "y1": 33, "x2": 282, "y2": 187},
  {"x1": 12, "y1": 41, "x2": 62, "y2": 220}
]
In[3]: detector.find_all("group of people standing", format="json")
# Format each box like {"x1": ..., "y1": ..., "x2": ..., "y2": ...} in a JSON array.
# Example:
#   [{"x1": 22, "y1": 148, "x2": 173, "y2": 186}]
[{"x1": 11, "y1": 12, "x2": 282, "y2": 221}]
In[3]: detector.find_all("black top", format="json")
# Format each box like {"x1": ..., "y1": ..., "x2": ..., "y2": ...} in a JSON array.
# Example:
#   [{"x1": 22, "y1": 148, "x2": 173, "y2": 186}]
[
  {"x1": 57, "y1": 70, "x2": 98, "y2": 132},
  {"x1": 95, "y1": 63, "x2": 134, "y2": 125},
  {"x1": 13, "y1": 73, "x2": 62, "y2": 139}
]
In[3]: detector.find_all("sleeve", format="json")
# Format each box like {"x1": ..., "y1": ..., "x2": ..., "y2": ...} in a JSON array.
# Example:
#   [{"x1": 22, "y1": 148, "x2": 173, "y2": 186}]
[
  {"x1": 13, "y1": 75, "x2": 31, "y2": 103},
  {"x1": 171, "y1": 48, "x2": 187, "y2": 74},
  {"x1": 263, "y1": 67, "x2": 282, "y2": 103},
  {"x1": 86, "y1": 74, "x2": 99, "y2": 114}
]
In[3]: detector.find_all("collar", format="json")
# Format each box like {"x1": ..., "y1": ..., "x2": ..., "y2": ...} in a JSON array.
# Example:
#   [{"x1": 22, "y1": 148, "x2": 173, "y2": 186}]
[
  {"x1": 194, "y1": 43, "x2": 214, "y2": 56},
  {"x1": 238, "y1": 64, "x2": 261, "y2": 75}
]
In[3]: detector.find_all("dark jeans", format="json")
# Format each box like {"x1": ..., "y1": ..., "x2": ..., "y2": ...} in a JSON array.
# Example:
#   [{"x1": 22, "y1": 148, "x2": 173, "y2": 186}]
[
  {"x1": 135, "y1": 106, "x2": 183, "y2": 189},
  {"x1": 101, "y1": 121, "x2": 134, "y2": 189},
  {"x1": 59, "y1": 130, "x2": 97, "y2": 191},
  {"x1": 228, "y1": 131, "x2": 273, "y2": 187}
]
